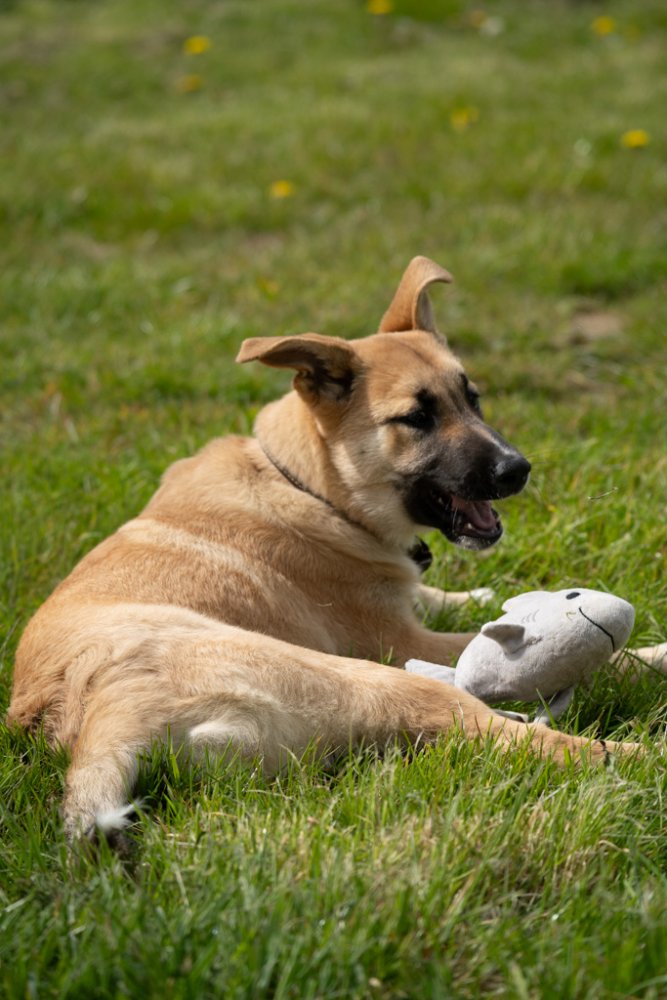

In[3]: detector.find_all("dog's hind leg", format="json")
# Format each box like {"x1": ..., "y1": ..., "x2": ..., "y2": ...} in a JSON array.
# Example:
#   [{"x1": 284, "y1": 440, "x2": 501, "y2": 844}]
[
  {"x1": 62, "y1": 633, "x2": 642, "y2": 841},
  {"x1": 62, "y1": 682, "x2": 270, "y2": 842}
]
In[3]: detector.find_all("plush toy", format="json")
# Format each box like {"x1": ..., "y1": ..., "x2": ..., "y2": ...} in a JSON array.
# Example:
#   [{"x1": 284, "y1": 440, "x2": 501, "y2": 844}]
[{"x1": 407, "y1": 588, "x2": 635, "y2": 724}]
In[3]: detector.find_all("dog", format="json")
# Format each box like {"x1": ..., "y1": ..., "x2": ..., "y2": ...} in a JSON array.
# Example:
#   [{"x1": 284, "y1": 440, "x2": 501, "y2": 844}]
[{"x1": 7, "y1": 256, "x2": 639, "y2": 841}]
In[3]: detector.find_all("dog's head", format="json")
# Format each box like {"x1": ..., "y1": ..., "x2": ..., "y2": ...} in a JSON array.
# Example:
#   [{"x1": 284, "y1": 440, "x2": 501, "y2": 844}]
[{"x1": 237, "y1": 257, "x2": 530, "y2": 550}]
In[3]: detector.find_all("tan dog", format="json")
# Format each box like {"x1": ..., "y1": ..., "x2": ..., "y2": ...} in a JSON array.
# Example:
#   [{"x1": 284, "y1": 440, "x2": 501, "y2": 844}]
[{"x1": 8, "y1": 257, "x2": 637, "y2": 840}]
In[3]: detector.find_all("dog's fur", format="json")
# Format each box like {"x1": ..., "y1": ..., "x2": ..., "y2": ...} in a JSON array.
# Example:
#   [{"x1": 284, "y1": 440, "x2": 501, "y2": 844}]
[{"x1": 8, "y1": 257, "x2": 639, "y2": 839}]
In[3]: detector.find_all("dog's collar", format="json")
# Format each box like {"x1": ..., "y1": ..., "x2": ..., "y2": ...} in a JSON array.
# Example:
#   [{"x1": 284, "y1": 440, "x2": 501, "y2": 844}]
[
  {"x1": 258, "y1": 439, "x2": 368, "y2": 533},
  {"x1": 257, "y1": 441, "x2": 430, "y2": 572}
]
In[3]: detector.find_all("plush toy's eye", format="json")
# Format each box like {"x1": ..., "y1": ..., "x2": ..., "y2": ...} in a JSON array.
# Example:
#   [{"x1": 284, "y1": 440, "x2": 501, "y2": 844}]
[{"x1": 566, "y1": 591, "x2": 580, "y2": 600}]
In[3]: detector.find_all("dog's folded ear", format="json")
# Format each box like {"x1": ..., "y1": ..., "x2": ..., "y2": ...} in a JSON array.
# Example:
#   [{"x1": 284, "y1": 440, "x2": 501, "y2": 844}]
[
  {"x1": 236, "y1": 333, "x2": 360, "y2": 404},
  {"x1": 379, "y1": 256, "x2": 453, "y2": 335}
]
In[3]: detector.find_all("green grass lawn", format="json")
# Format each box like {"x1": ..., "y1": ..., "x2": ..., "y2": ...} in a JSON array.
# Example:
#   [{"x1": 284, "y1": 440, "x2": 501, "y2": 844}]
[{"x1": 1, "y1": 0, "x2": 667, "y2": 995}]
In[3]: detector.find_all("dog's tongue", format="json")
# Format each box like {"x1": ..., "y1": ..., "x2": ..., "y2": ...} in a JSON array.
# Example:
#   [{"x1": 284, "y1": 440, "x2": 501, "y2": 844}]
[{"x1": 451, "y1": 496, "x2": 498, "y2": 535}]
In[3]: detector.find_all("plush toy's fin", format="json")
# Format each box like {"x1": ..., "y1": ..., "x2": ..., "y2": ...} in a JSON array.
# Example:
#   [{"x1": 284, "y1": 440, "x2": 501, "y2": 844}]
[
  {"x1": 493, "y1": 708, "x2": 530, "y2": 723},
  {"x1": 533, "y1": 686, "x2": 575, "y2": 726},
  {"x1": 501, "y1": 591, "x2": 551, "y2": 614},
  {"x1": 480, "y1": 621, "x2": 530, "y2": 653}
]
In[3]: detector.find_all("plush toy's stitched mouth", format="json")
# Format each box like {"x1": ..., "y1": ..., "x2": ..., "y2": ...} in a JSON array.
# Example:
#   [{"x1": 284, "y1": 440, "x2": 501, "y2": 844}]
[{"x1": 578, "y1": 607, "x2": 616, "y2": 653}]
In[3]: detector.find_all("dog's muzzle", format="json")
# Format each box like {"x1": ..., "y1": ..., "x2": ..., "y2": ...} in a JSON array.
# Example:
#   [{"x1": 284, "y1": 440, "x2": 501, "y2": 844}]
[{"x1": 402, "y1": 449, "x2": 531, "y2": 551}]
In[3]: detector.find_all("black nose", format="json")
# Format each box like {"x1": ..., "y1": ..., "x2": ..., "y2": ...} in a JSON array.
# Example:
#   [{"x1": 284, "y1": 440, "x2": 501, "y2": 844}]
[{"x1": 493, "y1": 453, "x2": 531, "y2": 497}]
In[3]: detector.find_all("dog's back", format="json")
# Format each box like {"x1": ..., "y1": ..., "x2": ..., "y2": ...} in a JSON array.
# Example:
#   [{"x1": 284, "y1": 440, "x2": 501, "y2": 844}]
[{"x1": 9, "y1": 432, "x2": 417, "y2": 746}]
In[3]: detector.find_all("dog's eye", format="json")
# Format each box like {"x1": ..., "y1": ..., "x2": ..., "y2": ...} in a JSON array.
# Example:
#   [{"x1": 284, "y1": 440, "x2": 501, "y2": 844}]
[
  {"x1": 388, "y1": 389, "x2": 436, "y2": 432},
  {"x1": 394, "y1": 408, "x2": 434, "y2": 432},
  {"x1": 566, "y1": 591, "x2": 581, "y2": 600},
  {"x1": 465, "y1": 384, "x2": 482, "y2": 414},
  {"x1": 460, "y1": 374, "x2": 482, "y2": 415}
]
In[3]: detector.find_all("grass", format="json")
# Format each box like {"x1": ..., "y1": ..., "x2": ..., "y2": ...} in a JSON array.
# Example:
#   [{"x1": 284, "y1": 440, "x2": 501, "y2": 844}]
[{"x1": 1, "y1": 0, "x2": 666, "y2": 996}]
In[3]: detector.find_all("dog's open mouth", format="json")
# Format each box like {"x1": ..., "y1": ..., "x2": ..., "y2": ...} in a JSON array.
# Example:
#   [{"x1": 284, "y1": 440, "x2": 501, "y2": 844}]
[
  {"x1": 450, "y1": 494, "x2": 502, "y2": 542},
  {"x1": 431, "y1": 488, "x2": 502, "y2": 550},
  {"x1": 404, "y1": 483, "x2": 503, "y2": 551}
]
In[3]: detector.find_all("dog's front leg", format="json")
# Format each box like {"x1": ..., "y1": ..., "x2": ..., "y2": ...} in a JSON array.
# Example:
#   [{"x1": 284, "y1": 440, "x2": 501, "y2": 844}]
[{"x1": 414, "y1": 583, "x2": 494, "y2": 616}]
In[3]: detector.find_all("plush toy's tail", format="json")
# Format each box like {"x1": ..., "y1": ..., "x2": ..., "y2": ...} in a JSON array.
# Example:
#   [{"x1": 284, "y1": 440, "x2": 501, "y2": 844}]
[{"x1": 405, "y1": 659, "x2": 458, "y2": 684}]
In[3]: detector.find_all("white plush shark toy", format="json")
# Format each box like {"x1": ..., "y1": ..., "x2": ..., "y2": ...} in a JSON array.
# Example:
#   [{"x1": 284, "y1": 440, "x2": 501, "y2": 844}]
[{"x1": 407, "y1": 588, "x2": 635, "y2": 724}]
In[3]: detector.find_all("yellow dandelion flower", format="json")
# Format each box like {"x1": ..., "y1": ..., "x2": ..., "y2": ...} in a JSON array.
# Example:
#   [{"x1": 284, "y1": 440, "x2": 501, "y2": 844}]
[
  {"x1": 367, "y1": 0, "x2": 392, "y2": 15},
  {"x1": 257, "y1": 277, "x2": 280, "y2": 298},
  {"x1": 177, "y1": 74, "x2": 203, "y2": 93},
  {"x1": 450, "y1": 106, "x2": 479, "y2": 132},
  {"x1": 591, "y1": 16, "x2": 616, "y2": 36},
  {"x1": 269, "y1": 180, "x2": 295, "y2": 199},
  {"x1": 183, "y1": 35, "x2": 211, "y2": 55},
  {"x1": 621, "y1": 129, "x2": 650, "y2": 149}
]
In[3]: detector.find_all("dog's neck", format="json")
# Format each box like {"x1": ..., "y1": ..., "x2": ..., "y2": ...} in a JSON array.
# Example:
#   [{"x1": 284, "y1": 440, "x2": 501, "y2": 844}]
[
  {"x1": 257, "y1": 437, "x2": 432, "y2": 571},
  {"x1": 255, "y1": 390, "x2": 344, "y2": 491},
  {"x1": 253, "y1": 393, "x2": 424, "y2": 558},
  {"x1": 258, "y1": 439, "x2": 373, "y2": 536}
]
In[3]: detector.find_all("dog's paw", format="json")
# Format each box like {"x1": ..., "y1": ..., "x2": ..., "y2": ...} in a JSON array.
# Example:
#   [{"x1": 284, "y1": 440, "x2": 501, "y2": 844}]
[
  {"x1": 64, "y1": 801, "x2": 138, "y2": 848},
  {"x1": 415, "y1": 584, "x2": 495, "y2": 615},
  {"x1": 631, "y1": 642, "x2": 667, "y2": 673},
  {"x1": 470, "y1": 587, "x2": 495, "y2": 606}
]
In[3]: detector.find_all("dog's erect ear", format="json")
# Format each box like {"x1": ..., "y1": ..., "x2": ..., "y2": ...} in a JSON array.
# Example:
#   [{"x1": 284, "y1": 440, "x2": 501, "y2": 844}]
[
  {"x1": 236, "y1": 333, "x2": 359, "y2": 404},
  {"x1": 379, "y1": 256, "x2": 453, "y2": 335}
]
